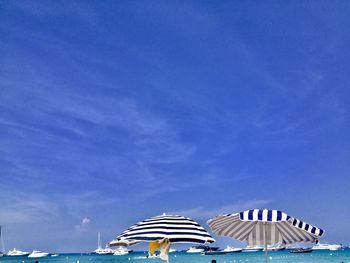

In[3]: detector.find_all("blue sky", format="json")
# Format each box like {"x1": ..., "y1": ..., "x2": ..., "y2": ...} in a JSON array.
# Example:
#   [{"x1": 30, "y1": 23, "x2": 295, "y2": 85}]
[{"x1": 1, "y1": 0, "x2": 350, "y2": 252}]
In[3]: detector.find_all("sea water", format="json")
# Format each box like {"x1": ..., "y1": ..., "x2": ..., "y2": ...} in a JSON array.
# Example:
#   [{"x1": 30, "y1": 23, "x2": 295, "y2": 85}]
[{"x1": 1, "y1": 250, "x2": 350, "y2": 263}]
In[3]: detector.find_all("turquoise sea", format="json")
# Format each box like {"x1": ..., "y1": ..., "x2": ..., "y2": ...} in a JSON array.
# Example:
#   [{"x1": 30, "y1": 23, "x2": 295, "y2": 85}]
[{"x1": 1, "y1": 250, "x2": 350, "y2": 263}]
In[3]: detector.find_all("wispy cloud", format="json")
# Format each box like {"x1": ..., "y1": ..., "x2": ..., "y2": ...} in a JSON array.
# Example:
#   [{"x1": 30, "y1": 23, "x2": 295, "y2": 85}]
[
  {"x1": 170, "y1": 200, "x2": 271, "y2": 220},
  {"x1": 0, "y1": 191, "x2": 59, "y2": 224},
  {"x1": 62, "y1": 192, "x2": 119, "y2": 218},
  {"x1": 0, "y1": 34, "x2": 197, "y2": 193},
  {"x1": 74, "y1": 217, "x2": 91, "y2": 233},
  {"x1": 8, "y1": 0, "x2": 98, "y2": 25}
]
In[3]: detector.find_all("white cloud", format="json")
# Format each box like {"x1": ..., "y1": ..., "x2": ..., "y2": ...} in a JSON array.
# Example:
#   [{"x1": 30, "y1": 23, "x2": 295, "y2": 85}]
[
  {"x1": 74, "y1": 217, "x2": 91, "y2": 232},
  {"x1": 82, "y1": 218, "x2": 91, "y2": 226}
]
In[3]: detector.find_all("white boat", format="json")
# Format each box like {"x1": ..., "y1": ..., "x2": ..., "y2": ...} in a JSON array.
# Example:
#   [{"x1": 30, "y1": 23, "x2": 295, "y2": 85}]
[
  {"x1": 266, "y1": 243, "x2": 286, "y2": 251},
  {"x1": 28, "y1": 251, "x2": 49, "y2": 258},
  {"x1": 93, "y1": 232, "x2": 113, "y2": 255},
  {"x1": 223, "y1": 246, "x2": 242, "y2": 253},
  {"x1": 94, "y1": 246, "x2": 114, "y2": 255},
  {"x1": 113, "y1": 246, "x2": 129, "y2": 256},
  {"x1": 186, "y1": 246, "x2": 205, "y2": 253},
  {"x1": 243, "y1": 245, "x2": 264, "y2": 252},
  {"x1": 285, "y1": 244, "x2": 298, "y2": 250},
  {"x1": 169, "y1": 248, "x2": 177, "y2": 253},
  {"x1": 312, "y1": 242, "x2": 342, "y2": 251},
  {"x1": 7, "y1": 248, "x2": 30, "y2": 256},
  {"x1": 329, "y1": 245, "x2": 342, "y2": 251},
  {"x1": 51, "y1": 254, "x2": 59, "y2": 257}
]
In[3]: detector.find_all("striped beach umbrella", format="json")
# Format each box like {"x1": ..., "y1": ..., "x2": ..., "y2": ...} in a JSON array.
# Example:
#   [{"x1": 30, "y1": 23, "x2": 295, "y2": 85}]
[
  {"x1": 208, "y1": 209, "x2": 324, "y2": 262},
  {"x1": 116, "y1": 213, "x2": 215, "y2": 244}
]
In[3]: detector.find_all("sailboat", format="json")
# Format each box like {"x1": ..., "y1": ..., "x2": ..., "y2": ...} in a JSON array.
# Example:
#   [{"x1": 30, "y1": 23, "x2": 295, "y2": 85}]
[
  {"x1": 93, "y1": 232, "x2": 113, "y2": 255},
  {"x1": 0, "y1": 226, "x2": 5, "y2": 257}
]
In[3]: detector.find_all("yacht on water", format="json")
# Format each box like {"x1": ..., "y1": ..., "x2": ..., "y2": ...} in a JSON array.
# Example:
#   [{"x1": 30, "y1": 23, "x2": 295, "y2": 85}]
[
  {"x1": 93, "y1": 232, "x2": 113, "y2": 255},
  {"x1": 223, "y1": 246, "x2": 243, "y2": 253},
  {"x1": 109, "y1": 238, "x2": 137, "y2": 255},
  {"x1": 93, "y1": 248, "x2": 105, "y2": 254},
  {"x1": 113, "y1": 246, "x2": 129, "y2": 256},
  {"x1": 28, "y1": 251, "x2": 49, "y2": 258},
  {"x1": 94, "y1": 245, "x2": 114, "y2": 255},
  {"x1": 186, "y1": 245, "x2": 210, "y2": 253},
  {"x1": 7, "y1": 248, "x2": 30, "y2": 257},
  {"x1": 266, "y1": 243, "x2": 286, "y2": 251},
  {"x1": 186, "y1": 246, "x2": 205, "y2": 253},
  {"x1": 187, "y1": 245, "x2": 219, "y2": 253},
  {"x1": 312, "y1": 242, "x2": 342, "y2": 251},
  {"x1": 242, "y1": 245, "x2": 264, "y2": 252},
  {"x1": 290, "y1": 248, "x2": 313, "y2": 253}
]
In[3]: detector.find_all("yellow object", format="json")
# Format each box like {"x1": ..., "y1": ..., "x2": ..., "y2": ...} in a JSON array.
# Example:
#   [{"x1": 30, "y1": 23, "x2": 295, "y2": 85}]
[
  {"x1": 149, "y1": 240, "x2": 162, "y2": 254},
  {"x1": 148, "y1": 238, "x2": 172, "y2": 261}
]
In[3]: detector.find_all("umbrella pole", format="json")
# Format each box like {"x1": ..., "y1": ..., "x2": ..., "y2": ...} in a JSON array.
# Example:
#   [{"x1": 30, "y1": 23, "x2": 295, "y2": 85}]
[{"x1": 264, "y1": 223, "x2": 268, "y2": 263}]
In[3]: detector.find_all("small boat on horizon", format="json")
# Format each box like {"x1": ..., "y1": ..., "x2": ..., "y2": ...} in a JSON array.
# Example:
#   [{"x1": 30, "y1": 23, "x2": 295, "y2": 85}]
[
  {"x1": 28, "y1": 250, "x2": 49, "y2": 258},
  {"x1": 7, "y1": 248, "x2": 30, "y2": 257},
  {"x1": 187, "y1": 245, "x2": 218, "y2": 253},
  {"x1": 201, "y1": 246, "x2": 221, "y2": 255},
  {"x1": 202, "y1": 250, "x2": 226, "y2": 255},
  {"x1": 113, "y1": 246, "x2": 129, "y2": 256},
  {"x1": 312, "y1": 241, "x2": 342, "y2": 251},
  {"x1": 94, "y1": 246, "x2": 114, "y2": 255},
  {"x1": 243, "y1": 245, "x2": 264, "y2": 252},
  {"x1": 186, "y1": 245, "x2": 206, "y2": 253},
  {"x1": 93, "y1": 232, "x2": 113, "y2": 255},
  {"x1": 290, "y1": 248, "x2": 313, "y2": 253},
  {"x1": 266, "y1": 243, "x2": 286, "y2": 251},
  {"x1": 223, "y1": 246, "x2": 243, "y2": 253}
]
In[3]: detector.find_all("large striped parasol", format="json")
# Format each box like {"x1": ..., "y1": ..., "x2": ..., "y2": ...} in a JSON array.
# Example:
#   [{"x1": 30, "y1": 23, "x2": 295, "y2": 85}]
[
  {"x1": 116, "y1": 213, "x2": 215, "y2": 244},
  {"x1": 208, "y1": 209, "x2": 324, "y2": 262}
]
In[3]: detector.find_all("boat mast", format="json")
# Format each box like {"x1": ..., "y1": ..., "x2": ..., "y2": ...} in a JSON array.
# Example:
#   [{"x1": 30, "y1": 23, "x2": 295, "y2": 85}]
[
  {"x1": 0, "y1": 226, "x2": 5, "y2": 253},
  {"x1": 98, "y1": 232, "x2": 102, "y2": 249}
]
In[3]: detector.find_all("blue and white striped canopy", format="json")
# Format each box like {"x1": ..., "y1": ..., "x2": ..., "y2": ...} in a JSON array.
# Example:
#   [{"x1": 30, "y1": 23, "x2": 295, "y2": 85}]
[
  {"x1": 208, "y1": 209, "x2": 324, "y2": 246},
  {"x1": 116, "y1": 214, "x2": 215, "y2": 244}
]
